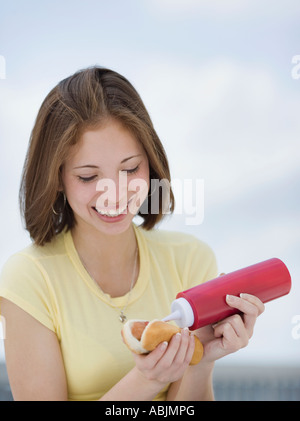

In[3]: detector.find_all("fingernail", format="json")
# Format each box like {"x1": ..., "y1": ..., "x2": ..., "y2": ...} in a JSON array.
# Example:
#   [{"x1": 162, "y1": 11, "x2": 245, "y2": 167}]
[
  {"x1": 183, "y1": 327, "x2": 189, "y2": 335},
  {"x1": 240, "y1": 293, "x2": 247, "y2": 299},
  {"x1": 161, "y1": 341, "x2": 168, "y2": 351},
  {"x1": 226, "y1": 294, "x2": 234, "y2": 302},
  {"x1": 175, "y1": 332, "x2": 181, "y2": 339}
]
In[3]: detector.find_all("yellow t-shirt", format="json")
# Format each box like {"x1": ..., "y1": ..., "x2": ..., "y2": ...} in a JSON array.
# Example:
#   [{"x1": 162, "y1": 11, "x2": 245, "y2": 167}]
[{"x1": 0, "y1": 224, "x2": 217, "y2": 401}]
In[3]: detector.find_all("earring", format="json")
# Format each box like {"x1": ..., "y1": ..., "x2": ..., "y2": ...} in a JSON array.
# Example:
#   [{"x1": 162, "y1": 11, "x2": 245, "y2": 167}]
[
  {"x1": 52, "y1": 192, "x2": 66, "y2": 215},
  {"x1": 52, "y1": 205, "x2": 59, "y2": 216}
]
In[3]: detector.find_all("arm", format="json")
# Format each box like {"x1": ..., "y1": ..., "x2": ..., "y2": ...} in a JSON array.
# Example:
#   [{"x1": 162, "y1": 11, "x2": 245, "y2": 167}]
[
  {"x1": 166, "y1": 361, "x2": 215, "y2": 401},
  {"x1": 1, "y1": 298, "x2": 192, "y2": 401},
  {"x1": 1, "y1": 298, "x2": 68, "y2": 400},
  {"x1": 103, "y1": 329, "x2": 197, "y2": 401},
  {"x1": 99, "y1": 365, "x2": 166, "y2": 401}
]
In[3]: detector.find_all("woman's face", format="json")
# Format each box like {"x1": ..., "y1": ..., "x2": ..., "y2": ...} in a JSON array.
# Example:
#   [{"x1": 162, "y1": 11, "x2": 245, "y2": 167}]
[{"x1": 62, "y1": 119, "x2": 150, "y2": 236}]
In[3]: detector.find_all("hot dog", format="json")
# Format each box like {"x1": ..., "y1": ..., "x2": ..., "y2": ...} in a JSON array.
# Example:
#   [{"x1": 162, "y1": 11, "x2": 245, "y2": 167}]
[{"x1": 121, "y1": 319, "x2": 203, "y2": 365}]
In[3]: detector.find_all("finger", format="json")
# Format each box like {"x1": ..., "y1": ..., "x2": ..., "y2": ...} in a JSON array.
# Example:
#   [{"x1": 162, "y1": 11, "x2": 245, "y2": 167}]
[
  {"x1": 215, "y1": 316, "x2": 250, "y2": 352},
  {"x1": 213, "y1": 320, "x2": 239, "y2": 352},
  {"x1": 160, "y1": 332, "x2": 182, "y2": 366},
  {"x1": 132, "y1": 341, "x2": 168, "y2": 370},
  {"x1": 185, "y1": 333, "x2": 196, "y2": 363},
  {"x1": 213, "y1": 313, "x2": 244, "y2": 338},
  {"x1": 172, "y1": 328, "x2": 192, "y2": 365},
  {"x1": 239, "y1": 293, "x2": 265, "y2": 315},
  {"x1": 226, "y1": 294, "x2": 264, "y2": 336},
  {"x1": 226, "y1": 294, "x2": 264, "y2": 316}
]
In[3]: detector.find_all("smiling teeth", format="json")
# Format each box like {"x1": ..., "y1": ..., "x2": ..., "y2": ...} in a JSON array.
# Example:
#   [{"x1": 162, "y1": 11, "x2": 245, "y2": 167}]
[{"x1": 95, "y1": 203, "x2": 128, "y2": 217}]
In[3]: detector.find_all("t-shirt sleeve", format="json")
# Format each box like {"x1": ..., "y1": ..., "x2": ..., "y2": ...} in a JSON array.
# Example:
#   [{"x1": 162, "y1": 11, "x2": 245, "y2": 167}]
[
  {"x1": 181, "y1": 238, "x2": 218, "y2": 291},
  {"x1": 0, "y1": 252, "x2": 57, "y2": 333}
]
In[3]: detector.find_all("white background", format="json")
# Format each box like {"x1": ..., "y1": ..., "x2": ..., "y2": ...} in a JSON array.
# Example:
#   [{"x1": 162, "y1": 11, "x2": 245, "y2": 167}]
[{"x1": 0, "y1": 0, "x2": 299, "y2": 366}]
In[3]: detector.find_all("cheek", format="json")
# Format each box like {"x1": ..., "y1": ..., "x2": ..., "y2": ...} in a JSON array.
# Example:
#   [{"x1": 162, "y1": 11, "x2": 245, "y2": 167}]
[{"x1": 64, "y1": 178, "x2": 97, "y2": 207}]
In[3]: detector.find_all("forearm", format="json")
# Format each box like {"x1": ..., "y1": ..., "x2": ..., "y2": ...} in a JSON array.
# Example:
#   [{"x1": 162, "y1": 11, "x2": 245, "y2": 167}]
[
  {"x1": 166, "y1": 361, "x2": 215, "y2": 401},
  {"x1": 99, "y1": 366, "x2": 167, "y2": 401}
]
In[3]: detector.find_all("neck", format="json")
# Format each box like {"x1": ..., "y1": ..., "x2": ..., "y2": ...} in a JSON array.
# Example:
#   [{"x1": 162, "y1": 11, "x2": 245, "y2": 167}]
[{"x1": 71, "y1": 222, "x2": 138, "y2": 297}]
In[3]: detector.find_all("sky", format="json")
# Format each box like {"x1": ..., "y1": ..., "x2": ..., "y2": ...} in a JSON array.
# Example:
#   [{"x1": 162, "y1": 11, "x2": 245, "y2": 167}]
[{"x1": 0, "y1": 0, "x2": 299, "y2": 366}]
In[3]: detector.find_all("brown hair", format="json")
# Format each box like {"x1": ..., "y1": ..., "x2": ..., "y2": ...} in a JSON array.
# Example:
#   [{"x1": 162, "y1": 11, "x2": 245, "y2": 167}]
[{"x1": 19, "y1": 66, "x2": 175, "y2": 245}]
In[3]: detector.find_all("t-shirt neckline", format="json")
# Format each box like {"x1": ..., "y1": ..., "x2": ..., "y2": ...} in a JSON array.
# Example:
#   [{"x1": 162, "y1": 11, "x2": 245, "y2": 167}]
[{"x1": 64, "y1": 224, "x2": 149, "y2": 308}]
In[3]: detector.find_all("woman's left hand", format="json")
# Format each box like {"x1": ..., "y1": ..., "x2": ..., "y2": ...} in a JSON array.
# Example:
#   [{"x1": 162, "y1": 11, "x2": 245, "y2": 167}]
[{"x1": 194, "y1": 293, "x2": 265, "y2": 363}]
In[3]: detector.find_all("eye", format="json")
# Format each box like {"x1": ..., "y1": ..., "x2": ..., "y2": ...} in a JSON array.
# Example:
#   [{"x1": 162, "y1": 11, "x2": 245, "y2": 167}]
[
  {"x1": 123, "y1": 165, "x2": 139, "y2": 175},
  {"x1": 77, "y1": 175, "x2": 97, "y2": 183}
]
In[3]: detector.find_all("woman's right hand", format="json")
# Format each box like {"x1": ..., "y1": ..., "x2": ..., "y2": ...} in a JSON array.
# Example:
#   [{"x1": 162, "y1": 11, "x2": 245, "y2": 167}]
[{"x1": 131, "y1": 327, "x2": 195, "y2": 386}]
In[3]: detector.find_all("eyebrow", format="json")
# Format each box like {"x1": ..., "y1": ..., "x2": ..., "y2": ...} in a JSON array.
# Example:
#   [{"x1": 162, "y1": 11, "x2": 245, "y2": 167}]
[{"x1": 73, "y1": 154, "x2": 142, "y2": 169}]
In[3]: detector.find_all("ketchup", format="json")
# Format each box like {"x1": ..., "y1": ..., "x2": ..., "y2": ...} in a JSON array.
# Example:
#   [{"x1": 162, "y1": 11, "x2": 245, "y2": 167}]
[{"x1": 162, "y1": 258, "x2": 292, "y2": 330}]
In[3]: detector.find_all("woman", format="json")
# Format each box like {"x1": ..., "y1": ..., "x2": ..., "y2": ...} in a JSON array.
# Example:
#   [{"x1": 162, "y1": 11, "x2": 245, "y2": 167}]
[{"x1": 0, "y1": 67, "x2": 264, "y2": 401}]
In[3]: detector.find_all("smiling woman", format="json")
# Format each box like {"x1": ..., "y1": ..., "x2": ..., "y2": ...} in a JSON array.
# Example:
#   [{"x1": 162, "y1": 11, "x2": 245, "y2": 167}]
[
  {"x1": 19, "y1": 66, "x2": 175, "y2": 246},
  {"x1": 0, "y1": 65, "x2": 264, "y2": 401}
]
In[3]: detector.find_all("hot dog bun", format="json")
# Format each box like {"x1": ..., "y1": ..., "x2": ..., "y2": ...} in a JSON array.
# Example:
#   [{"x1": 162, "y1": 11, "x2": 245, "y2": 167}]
[{"x1": 121, "y1": 319, "x2": 203, "y2": 365}]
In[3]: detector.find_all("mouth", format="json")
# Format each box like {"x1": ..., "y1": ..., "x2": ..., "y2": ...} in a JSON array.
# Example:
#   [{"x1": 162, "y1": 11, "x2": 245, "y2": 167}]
[
  {"x1": 93, "y1": 202, "x2": 128, "y2": 218},
  {"x1": 92, "y1": 196, "x2": 135, "y2": 219}
]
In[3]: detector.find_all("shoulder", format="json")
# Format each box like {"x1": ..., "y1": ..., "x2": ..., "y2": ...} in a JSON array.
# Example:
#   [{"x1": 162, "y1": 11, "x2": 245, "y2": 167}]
[
  {"x1": 136, "y1": 225, "x2": 215, "y2": 259},
  {"x1": 0, "y1": 233, "x2": 66, "y2": 334},
  {"x1": 135, "y1": 225, "x2": 218, "y2": 288},
  {"x1": 0, "y1": 230, "x2": 67, "y2": 282},
  {"x1": 137, "y1": 225, "x2": 210, "y2": 248}
]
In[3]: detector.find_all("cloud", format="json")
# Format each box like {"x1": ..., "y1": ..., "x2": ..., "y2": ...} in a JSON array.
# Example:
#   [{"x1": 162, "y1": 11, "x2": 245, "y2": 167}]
[
  {"x1": 146, "y1": 0, "x2": 300, "y2": 19},
  {"x1": 148, "y1": 0, "x2": 252, "y2": 15},
  {"x1": 135, "y1": 56, "x2": 300, "y2": 208}
]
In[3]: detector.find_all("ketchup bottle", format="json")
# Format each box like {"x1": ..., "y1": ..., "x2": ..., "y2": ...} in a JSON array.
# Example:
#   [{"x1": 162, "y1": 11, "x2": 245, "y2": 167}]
[{"x1": 162, "y1": 258, "x2": 292, "y2": 330}]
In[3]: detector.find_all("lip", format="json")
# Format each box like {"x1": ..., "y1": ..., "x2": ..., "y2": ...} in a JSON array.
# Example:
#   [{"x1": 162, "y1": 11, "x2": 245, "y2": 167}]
[
  {"x1": 92, "y1": 206, "x2": 128, "y2": 223},
  {"x1": 92, "y1": 197, "x2": 135, "y2": 223},
  {"x1": 95, "y1": 202, "x2": 128, "y2": 216}
]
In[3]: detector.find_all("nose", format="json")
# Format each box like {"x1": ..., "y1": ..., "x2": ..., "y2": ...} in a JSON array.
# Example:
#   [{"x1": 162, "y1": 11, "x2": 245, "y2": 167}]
[{"x1": 95, "y1": 172, "x2": 128, "y2": 210}]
